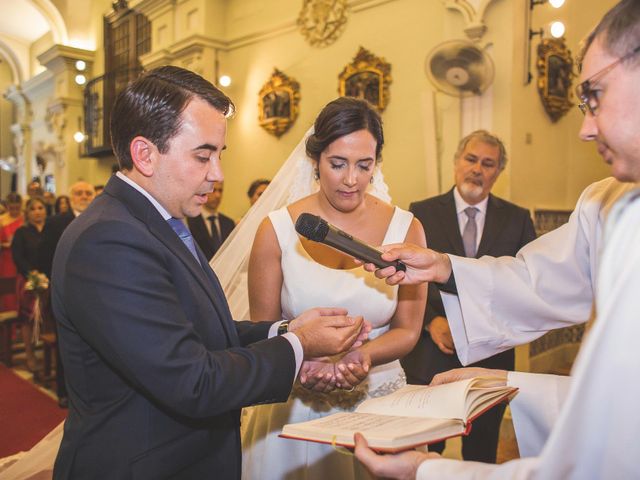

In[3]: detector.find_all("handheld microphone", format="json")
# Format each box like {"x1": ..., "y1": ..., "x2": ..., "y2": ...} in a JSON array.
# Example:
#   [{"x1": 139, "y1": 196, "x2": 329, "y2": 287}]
[{"x1": 294, "y1": 213, "x2": 406, "y2": 272}]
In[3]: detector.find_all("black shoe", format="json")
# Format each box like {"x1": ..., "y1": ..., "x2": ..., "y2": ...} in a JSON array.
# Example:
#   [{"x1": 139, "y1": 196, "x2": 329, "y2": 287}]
[{"x1": 58, "y1": 396, "x2": 69, "y2": 409}]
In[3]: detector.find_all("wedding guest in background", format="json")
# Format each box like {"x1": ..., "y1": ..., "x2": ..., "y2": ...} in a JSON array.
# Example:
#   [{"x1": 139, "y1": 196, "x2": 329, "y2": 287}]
[
  {"x1": 39, "y1": 182, "x2": 95, "y2": 278},
  {"x1": 38, "y1": 181, "x2": 96, "y2": 408},
  {"x1": 247, "y1": 178, "x2": 270, "y2": 206},
  {"x1": 43, "y1": 191, "x2": 56, "y2": 216},
  {"x1": 54, "y1": 195, "x2": 70, "y2": 215},
  {"x1": 242, "y1": 97, "x2": 427, "y2": 480},
  {"x1": 402, "y1": 129, "x2": 536, "y2": 463},
  {"x1": 11, "y1": 197, "x2": 47, "y2": 371},
  {"x1": 355, "y1": 1, "x2": 640, "y2": 477},
  {"x1": 187, "y1": 181, "x2": 235, "y2": 259},
  {"x1": 0, "y1": 192, "x2": 24, "y2": 311},
  {"x1": 27, "y1": 180, "x2": 43, "y2": 199}
]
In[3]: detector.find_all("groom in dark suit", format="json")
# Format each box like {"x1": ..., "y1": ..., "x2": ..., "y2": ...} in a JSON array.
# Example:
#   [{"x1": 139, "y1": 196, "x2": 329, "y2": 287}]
[
  {"x1": 402, "y1": 130, "x2": 536, "y2": 463},
  {"x1": 51, "y1": 66, "x2": 365, "y2": 479}
]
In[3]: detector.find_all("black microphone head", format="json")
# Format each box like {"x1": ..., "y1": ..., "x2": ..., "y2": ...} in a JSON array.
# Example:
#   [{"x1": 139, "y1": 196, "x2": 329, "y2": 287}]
[{"x1": 295, "y1": 213, "x2": 329, "y2": 242}]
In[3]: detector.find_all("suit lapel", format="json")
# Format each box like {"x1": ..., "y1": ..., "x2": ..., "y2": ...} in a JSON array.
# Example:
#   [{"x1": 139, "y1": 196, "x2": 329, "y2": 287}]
[
  {"x1": 437, "y1": 189, "x2": 466, "y2": 257},
  {"x1": 476, "y1": 194, "x2": 505, "y2": 257},
  {"x1": 105, "y1": 176, "x2": 238, "y2": 344}
]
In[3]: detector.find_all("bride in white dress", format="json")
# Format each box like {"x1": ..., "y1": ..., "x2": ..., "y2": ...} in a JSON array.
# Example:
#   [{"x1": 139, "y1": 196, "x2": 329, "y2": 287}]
[{"x1": 241, "y1": 97, "x2": 427, "y2": 480}]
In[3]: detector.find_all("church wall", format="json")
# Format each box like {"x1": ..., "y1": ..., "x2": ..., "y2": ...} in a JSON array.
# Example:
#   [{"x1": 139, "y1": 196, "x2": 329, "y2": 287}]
[
  {"x1": 507, "y1": 0, "x2": 618, "y2": 213},
  {"x1": 221, "y1": 0, "x2": 447, "y2": 218},
  {"x1": 0, "y1": 0, "x2": 627, "y2": 214}
]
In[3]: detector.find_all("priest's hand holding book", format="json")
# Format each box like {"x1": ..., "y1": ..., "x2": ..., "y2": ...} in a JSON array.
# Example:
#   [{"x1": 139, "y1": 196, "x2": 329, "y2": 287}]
[{"x1": 353, "y1": 367, "x2": 511, "y2": 479}]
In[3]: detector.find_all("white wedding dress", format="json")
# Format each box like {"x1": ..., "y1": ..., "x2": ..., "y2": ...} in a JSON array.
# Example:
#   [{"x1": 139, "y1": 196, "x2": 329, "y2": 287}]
[{"x1": 241, "y1": 205, "x2": 414, "y2": 480}]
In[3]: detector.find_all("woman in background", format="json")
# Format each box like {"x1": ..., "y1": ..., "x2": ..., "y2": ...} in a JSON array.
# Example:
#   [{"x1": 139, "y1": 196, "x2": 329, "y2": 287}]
[
  {"x1": 54, "y1": 195, "x2": 70, "y2": 215},
  {"x1": 241, "y1": 97, "x2": 427, "y2": 479},
  {"x1": 11, "y1": 197, "x2": 47, "y2": 371},
  {"x1": 0, "y1": 192, "x2": 24, "y2": 311}
]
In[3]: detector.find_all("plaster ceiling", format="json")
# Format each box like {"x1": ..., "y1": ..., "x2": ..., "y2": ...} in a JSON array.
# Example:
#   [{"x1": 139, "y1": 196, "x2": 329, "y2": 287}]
[{"x1": 0, "y1": 0, "x2": 50, "y2": 44}]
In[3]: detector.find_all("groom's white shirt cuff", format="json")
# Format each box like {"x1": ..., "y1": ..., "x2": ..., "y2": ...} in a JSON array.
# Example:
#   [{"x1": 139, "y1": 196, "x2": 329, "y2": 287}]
[{"x1": 269, "y1": 321, "x2": 303, "y2": 379}]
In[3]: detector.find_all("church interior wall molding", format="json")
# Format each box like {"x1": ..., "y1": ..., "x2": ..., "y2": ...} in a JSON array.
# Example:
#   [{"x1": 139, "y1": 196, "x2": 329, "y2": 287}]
[
  {"x1": 0, "y1": 39, "x2": 25, "y2": 85},
  {"x1": 443, "y1": 0, "x2": 498, "y2": 42},
  {"x1": 30, "y1": 0, "x2": 69, "y2": 45}
]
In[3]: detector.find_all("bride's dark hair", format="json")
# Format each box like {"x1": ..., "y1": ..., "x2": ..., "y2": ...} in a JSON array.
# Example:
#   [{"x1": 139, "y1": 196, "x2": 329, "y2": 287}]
[{"x1": 306, "y1": 97, "x2": 384, "y2": 163}]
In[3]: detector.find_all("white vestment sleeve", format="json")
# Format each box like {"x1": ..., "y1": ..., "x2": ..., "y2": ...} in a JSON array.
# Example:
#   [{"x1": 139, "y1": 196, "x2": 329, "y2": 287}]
[
  {"x1": 444, "y1": 178, "x2": 635, "y2": 365},
  {"x1": 507, "y1": 372, "x2": 571, "y2": 457},
  {"x1": 416, "y1": 457, "x2": 540, "y2": 479},
  {"x1": 416, "y1": 188, "x2": 640, "y2": 479}
]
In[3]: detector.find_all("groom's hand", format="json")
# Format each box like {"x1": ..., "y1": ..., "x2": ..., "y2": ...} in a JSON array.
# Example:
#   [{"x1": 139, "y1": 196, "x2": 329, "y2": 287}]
[{"x1": 291, "y1": 308, "x2": 365, "y2": 358}]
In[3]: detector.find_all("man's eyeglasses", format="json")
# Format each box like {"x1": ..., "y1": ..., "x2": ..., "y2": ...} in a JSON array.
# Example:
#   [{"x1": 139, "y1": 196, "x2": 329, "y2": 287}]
[{"x1": 576, "y1": 45, "x2": 640, "y2": 116}]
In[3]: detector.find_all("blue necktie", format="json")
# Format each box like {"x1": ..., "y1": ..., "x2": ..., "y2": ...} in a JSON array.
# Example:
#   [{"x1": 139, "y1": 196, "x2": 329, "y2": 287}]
[{"x1": 167, "y1": 218, "x2": 201, "y2": 265}]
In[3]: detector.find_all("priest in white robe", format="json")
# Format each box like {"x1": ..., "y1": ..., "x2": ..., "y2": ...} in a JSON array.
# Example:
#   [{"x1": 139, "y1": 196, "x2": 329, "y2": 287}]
[{"x1": 355, "y1": 1, "x2": 640, "y2": 477}]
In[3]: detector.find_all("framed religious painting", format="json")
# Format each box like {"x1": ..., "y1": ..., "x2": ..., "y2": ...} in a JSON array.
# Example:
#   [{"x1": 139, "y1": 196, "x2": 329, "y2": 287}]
[
  {"x1": 338, "y1": 47, "x2": 392, "y2": 112},
  {"x1": 258, "y1": 69, "x2": 301, "y2": 138},
  {"x1": 536, "y1": 38, "x2": 574, "y2": 122}
]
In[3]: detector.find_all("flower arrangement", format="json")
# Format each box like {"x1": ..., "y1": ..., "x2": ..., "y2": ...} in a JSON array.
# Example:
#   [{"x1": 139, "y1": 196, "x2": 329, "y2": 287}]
[
  {"x1": 23, "y1": 270, "x2": 49, "y2": 341},
  {"x1": 24, "y1": 271, "x2": 49, "y2": 292}
]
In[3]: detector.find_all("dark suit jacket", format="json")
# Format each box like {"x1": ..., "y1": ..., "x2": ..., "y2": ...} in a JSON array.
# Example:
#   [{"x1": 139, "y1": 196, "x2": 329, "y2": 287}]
[
  {"x1": 402, "y1": 188, "x2": 536, "y2": 384},
  {"x1": 37, "y1": 210, "x2": 75, "y2": 278},
  {"x1": 187, "y1": 212, "x2": 235, "y2": 260},
  {"x1": 52, "y1": 176, "x2": 295, "y2": 479}
]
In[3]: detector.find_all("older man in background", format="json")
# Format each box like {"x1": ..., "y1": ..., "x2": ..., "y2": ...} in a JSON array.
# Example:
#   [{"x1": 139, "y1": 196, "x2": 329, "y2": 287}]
[{"x1": 402, "y1": 130, "x2": 535, "y2": 463}]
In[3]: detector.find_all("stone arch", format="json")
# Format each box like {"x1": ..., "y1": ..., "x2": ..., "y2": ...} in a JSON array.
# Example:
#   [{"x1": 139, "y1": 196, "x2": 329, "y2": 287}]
[
  {"x1": 0, "y1": 39, "x2": 23, "y2": 84},
  {"x1": 29, "y1": 0, "x2": 68, "y2": 45}
]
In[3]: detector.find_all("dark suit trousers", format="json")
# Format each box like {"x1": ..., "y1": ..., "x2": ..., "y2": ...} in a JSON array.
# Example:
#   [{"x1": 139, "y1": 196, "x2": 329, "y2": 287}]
[{"x1": 404, "y1": 330, "x2": 514, "y2": 462}]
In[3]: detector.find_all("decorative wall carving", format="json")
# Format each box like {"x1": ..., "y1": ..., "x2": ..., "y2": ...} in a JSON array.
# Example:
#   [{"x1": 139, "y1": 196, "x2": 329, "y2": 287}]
[
  {"x1": 443, "y1": 0, "x2": 498, "y2": 41},
  {"x1": 297, "y1": 0, "x2": 348, "y2": 47},
  {"x1": 258, "y1": 69, "x2": 301, "y2": 138},
  {"x1": 339, "y1": 47, "x2": 392, "y2": 112},
  {"x1": 536, "y1": 38, "x2": 574, "y2": 123}
]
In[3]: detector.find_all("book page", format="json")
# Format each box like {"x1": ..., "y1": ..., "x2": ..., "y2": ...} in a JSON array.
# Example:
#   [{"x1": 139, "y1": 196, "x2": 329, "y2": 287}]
[
  {"x1": 355, "y1": 382, "x2": 470, "y2": 420},
  {"x1": 282, "y1": 412, "x2": 462, "y2": 449}
]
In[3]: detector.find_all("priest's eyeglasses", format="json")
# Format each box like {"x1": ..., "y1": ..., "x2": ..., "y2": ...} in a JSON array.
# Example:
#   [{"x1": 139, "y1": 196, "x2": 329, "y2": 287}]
[{"x1": 576, "y1": 45, "x2": 640, "y2": 116}]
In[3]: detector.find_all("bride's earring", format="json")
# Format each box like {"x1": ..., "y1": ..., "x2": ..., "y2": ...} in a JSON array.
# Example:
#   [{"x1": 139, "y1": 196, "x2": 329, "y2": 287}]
[
  {"x1": 314, "y1": 169, "x2": 320, "y2": 181},
  {"x1": 369, "y1": 176, "x2": 374, "y2": 184}
]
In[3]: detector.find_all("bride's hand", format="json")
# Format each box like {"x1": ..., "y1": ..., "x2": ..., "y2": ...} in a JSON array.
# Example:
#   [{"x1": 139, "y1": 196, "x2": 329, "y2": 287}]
[
  {"x1": 335, "y1": 350, "x2": 371, "y2": 390},
  {"x1": 299, "y1": 359, "x2": 337, "y2": 393}
]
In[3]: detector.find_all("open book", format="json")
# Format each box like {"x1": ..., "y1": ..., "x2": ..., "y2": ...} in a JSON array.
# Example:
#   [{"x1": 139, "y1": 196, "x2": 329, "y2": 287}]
[{"x1": 280, "y1": 376, "x2": 517, "y2": 452}]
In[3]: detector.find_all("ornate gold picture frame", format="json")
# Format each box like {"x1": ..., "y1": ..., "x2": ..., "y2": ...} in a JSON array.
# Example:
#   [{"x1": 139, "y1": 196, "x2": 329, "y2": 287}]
[
  {"x1": 536, "y1": 38, "x2": 574, "y2": 122},
  {"x1": 338, "y1": 47, "x2": 392, "y2": 112},
  {"x1": 258, "y1": 69, "x2": 301, "y2": 138}
]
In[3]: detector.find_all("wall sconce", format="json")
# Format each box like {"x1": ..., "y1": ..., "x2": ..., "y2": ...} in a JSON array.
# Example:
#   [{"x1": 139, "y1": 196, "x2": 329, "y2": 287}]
[
  {"x1": 74, "y1": 58, "x2": 88, "y2": 85},
  {"x1": 526, "y1": 0, "x2": 566, "y2": 84},
  {"x1": 73, "y1": 117, "x2": 86, "y2": 144},
  {"x1": 219, "y1": 75, "x2": 232, "y2": 87}
]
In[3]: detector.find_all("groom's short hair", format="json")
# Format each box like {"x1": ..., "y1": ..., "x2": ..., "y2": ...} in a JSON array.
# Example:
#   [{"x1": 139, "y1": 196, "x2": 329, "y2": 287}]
[{"x1": 110, "y1": 66, "x2": 234, "y2": 170}]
